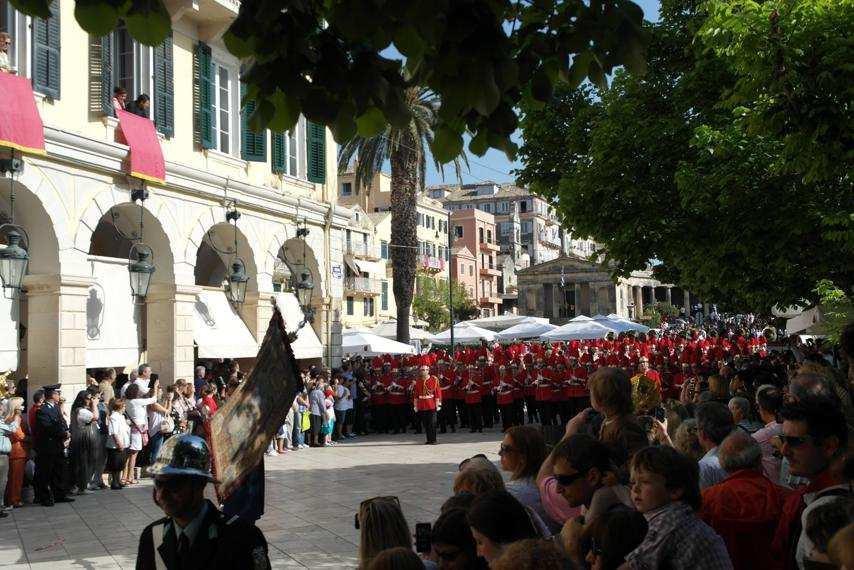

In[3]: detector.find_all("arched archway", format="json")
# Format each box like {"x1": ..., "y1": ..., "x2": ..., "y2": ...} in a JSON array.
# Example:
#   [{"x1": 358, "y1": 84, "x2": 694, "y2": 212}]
[
  {"x1": 84, "y1": 201, "x2": 175, "y2": 371},
  {"x1": 193, "y1": 222, "x2": 258, "y2": 292}
]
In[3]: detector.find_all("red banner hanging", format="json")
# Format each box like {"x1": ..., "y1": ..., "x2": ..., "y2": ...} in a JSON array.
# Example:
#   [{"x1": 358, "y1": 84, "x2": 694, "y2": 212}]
[
  {"x1": 0, "y1": 74, "x2": 46, "y2": 155},
  {"x1": 115, "y1": 109, "x2": 166, "y2": 183}
]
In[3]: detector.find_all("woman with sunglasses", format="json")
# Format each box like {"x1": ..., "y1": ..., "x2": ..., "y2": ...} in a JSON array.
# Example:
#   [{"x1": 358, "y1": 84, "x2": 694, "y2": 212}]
[
  {"x1": 357, "y1": 496, "x2": 413, "y2": 569},
  {"x1": 499, "y1": 425, "x2": 560, "y2": 534}
]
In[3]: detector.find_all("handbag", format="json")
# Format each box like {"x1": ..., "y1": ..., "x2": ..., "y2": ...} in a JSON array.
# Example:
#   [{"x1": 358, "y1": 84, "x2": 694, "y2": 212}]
[
  {"x1": 128, "y1": 417, "x2": 150, "y2": 447},
  {"x1": 301, "y1": 411, "x2": 311, "y2": 432},
  {"x1": 160, "y1": 416, "x2": 175, "y2": 434}
]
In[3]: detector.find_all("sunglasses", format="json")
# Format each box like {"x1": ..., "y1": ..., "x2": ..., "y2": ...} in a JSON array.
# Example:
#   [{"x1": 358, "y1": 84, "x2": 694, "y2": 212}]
[
  {"x1": 354, "y1": 496, "x2": 400, "y2": 529},
  {"x1": 458, "y1": 453, "x2": 488, "y2": 472},
  {"x1": 776, "y1": 434, "x2": 813, "y2": 448},
  {"x1": 554, "y1": 470, "x2": 587, "y2": 487},
  {"x1": 498, "y1": 444, "x2": 515, "y2": 456}
]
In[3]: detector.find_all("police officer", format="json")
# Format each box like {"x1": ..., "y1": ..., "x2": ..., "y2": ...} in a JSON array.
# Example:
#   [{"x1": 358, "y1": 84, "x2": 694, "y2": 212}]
[
  {"x1": 34, "y1": 383, "x2": 73, "y2": 506},
  {"x1": 136, "y1": 434, "x2": 271, "y2": 570}
]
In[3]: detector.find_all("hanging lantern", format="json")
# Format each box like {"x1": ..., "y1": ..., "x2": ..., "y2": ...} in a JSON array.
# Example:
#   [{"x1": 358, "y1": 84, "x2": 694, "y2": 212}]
[
  {"x1": 227, "y1": 258, "x2": 249, "y2": 304},
  {"x1": 0, "y1": 229, "x2": 29, "y2": 292},
  {"x1": 128, "y1": 245, "x2": 155, "y2": 298}
]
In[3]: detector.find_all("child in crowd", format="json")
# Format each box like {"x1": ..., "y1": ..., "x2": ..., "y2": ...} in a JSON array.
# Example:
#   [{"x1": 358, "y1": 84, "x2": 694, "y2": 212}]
[{"x1": 623, "y1": 446, "x2": 733, "y2": 570}]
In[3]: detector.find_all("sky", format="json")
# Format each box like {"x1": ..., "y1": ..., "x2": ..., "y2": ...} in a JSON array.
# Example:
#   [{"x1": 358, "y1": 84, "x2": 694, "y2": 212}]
[{"x1": 423, "y1": 0, "x2": 662, "y2": 186}]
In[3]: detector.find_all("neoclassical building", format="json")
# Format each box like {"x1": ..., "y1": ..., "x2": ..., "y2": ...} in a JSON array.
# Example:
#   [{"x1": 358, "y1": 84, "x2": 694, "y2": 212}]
[
  {"x1": 0, "y1": 0, "x2": 351, "y2": 401},
  {"x1": 517, "y1": 255, "x2": 693, "y2": 323}
]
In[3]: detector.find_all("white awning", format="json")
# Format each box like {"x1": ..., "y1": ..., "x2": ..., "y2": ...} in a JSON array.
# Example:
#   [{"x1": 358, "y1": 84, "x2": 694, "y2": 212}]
[
  {"x1": 85, "y1": 258, "x2": 142, "y2": 368},
  {"x1": 343, "y1": 255, "x2": 361, "y2": 274},
  {"x1": 193, "y1": 289, "x2": 258, "y2": 359},
  {"x1": 353, "y1": 259, "x2": 384, "y2": 276},
  {"x1": 0, "y1": 292, "x2": 19, "y2": 371},
  {"x1": 274, "y1": 293, "x2": 324, "y2": 360}
]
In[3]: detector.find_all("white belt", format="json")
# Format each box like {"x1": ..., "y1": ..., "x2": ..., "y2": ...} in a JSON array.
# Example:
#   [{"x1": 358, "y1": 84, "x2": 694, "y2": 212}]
[{"x1": 418, "y1": 395, "x2": 433, "y2": 399}]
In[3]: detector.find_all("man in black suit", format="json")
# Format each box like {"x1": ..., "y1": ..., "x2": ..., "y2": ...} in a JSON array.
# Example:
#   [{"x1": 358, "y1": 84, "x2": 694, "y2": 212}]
[
  {"x1": 34, "y1": 384, "x2": 74, "y2": 506},
  {"x1": 136, "y1": 434, "x2": 270, "y2": 570}
]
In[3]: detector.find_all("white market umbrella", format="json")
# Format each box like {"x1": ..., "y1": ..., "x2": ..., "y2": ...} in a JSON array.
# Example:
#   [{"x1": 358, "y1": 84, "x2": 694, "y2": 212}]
[
  {"x1": 341, "y1": 331, "x2": 416, "y2": 356},
  {"x1": 461, "y1": 314, "x2": 549, "y2": 331},
  {"x1": 594, "y1": 313, "x2": 650, "y2": 333},
  {"x1": 430, "y1": 323, "x2": 496, "y2": 344},
  {"x1": 371, "y1": 319, "x2": 434, "y2": 341},
  {"x1": 495, "y1": 321, "x2": 559, "y2": 341},
  {"x1": 569, "y1": 315, "x2": 593, "y2": 322},
  {"x1": 541, "y1": 320, "x2": 613, "y2": 341}
]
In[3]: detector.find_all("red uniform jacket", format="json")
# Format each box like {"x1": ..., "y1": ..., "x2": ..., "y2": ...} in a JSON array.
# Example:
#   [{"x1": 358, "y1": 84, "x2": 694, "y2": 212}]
[
  {"x1": 414, "y1": 376, "x2": 442, "y2": 411},
  {"x1": 463, "y1": 372, "x2": 482, "y2": 404}
]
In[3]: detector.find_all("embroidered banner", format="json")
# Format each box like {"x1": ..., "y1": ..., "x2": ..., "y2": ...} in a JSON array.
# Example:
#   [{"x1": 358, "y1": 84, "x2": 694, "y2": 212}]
[
  {"x1": 210, "y1": 307, "x2": 304, "y2": 499},
  {"x1": 0, "y1": 74, "x2": 46, "y2": 155},
  {"x1": 116, "y1": 109, "x2": 166, "y2": 183}
]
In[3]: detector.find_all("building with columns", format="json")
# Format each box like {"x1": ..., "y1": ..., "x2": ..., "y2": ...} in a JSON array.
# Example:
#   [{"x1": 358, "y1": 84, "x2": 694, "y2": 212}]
[
  {"x1": 0, "y1": 0, "x2": 349, "y2": 403},
  {"x1": 517, "y1": 254, "x2": 692, "y2": 323}
]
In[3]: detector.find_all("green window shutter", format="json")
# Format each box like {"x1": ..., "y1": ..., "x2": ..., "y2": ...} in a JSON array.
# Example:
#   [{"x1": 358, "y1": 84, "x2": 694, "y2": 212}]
[
  {"x1": 306, "y1": 121, "x2": 326, "y2": 183},
  {"x1": 271, "y1": 132, "x2": 285, "y2": 173},
  {"x1": 196, "y1": 42, "x2": 214, "y2": 149},
  {"x1": 100, "y1": 33, "x2": 113, "y2": 115},
  {"x1": 240, "y1": 82, "x2": 266, "y2": 162},
  {"x1": 31, "y1": 0, "x2": 60, "y2": 99},
  {"x1": 153, "y1": 33, "x2": 174, "y2": 138}
]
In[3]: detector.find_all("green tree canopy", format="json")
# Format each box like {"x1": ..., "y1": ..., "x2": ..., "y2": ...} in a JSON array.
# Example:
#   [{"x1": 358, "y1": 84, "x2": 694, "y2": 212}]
[
  {"x1": 517, "y1": 0, "x2": 853, "y2": 312},
  {"x1": 412, "y1": 277, "x2": 478, "y2": 332},
  {"x1": 10, "y1": 0, "x2": 647, "y2": 162}
]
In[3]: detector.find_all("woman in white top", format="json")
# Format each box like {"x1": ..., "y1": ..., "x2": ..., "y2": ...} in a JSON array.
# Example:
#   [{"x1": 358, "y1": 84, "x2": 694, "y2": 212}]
[
  {"x1": 147, "y1": 384, "x2": 174, "y2": 465},
  {"x1": 123, "y1": 381, "x2": 164, "y2": 484},
  {"x1": 105, "y1": 398, "x2": 130, "y2": 489},
  {"x1": 69, "y1": 390, "x2": 100, "y2": 495}
]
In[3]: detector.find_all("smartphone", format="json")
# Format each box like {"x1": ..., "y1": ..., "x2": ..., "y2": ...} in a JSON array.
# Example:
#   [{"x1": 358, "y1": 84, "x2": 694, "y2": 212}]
[{"x1": 415, "y1": 522, "x2": 432, "y2": 553}]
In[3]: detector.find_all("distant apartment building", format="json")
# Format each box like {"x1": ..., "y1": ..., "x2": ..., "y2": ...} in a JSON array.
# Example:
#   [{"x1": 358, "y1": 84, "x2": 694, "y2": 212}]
[{"x1": 450, "y1": 209, "x2": 502, "y2": 317}]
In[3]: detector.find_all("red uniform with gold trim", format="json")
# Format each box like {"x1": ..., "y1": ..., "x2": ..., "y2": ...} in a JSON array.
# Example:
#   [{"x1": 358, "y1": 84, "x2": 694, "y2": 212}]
[{"x1": 414, "y1": 375, "x2": 442, "y2": 411}]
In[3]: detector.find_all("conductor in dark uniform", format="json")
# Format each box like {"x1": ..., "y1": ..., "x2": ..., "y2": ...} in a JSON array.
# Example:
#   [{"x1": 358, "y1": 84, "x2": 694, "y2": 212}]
[
  {"x1": 35, "y1": 383, "x2": 73, "y2": 506},
  {"x1": 137, "y1": 434, "x2": 271, "y2": 570}
]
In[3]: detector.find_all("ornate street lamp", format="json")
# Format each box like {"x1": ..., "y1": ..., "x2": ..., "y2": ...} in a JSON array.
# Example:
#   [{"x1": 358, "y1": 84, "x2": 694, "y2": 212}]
[
  {"x1": 204, "y1": 200, "x2": 251, "y2": 305},
  {"x1": 128, "y1": 243, "x2": 155, "y2": 298},
  {"x1": 294, "y1": 219, "x2": 315, "y2": 326},
  {"x1": 226, "y1": 258, "x2": 249, "y2": 305},
  {"x1": 0, "y1": 153, "x2": 30, "y2": 295}
]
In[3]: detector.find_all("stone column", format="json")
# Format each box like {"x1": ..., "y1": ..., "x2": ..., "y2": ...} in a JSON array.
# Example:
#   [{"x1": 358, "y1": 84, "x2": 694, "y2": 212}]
[
  {"x1": 146, "y1": 283, "x2": 199, "y2": 384},
  {"x1": 23, "y1": 274, "x2": 92, "y2": 403},
  {"x1": 633, "y1": 285, "x2": 644, "y2": 318},
  {"x1": 579, "y1": 282, "x2": 591, "y2": 316},
  {"x1": 683, "y1": 289, "x2": 691, "y2": 315},
  {"x1": 665, "y1": 287, "x2": 672, "y2": 306}
]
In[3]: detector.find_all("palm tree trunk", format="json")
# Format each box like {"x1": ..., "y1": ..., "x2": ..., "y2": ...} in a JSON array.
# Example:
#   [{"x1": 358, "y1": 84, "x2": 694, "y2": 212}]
[{"x1": 390, "y1": 144, "x2": 419, "y2": 344}]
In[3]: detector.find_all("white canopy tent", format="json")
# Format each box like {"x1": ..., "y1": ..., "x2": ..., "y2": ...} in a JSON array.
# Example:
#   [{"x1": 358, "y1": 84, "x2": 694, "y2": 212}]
[
  {"x1": 569, "y1": 315, "x2": 593, "y2": 322},
  {"x1": 193, "y1": 289, "x2": 258, "y2": 359},
  {"x1": 460, "y1": 314, "x2": 550, "y2": 331},
  {"x1": 430, "y1": 323, "x2": 496, "y2": 344},
  {"x1": 599, "y1": 315, "x2": 651, "y2": 333},
  {"x1": 273, "y1": 293, "x2": 324, "y2": 360},
  {"x1": 341, "y1": 331, "x2": 416, "y2": 356},
  {"x1": 371, "y1": 319, "x2": 434, "y2": 341},
  {"x1": 591, "y1": 314, "x2": 640, "y2": 333},
  {"x1": 542, "y1": 320, "x2": 613, "y2": 341},
  {"x1": 495, "y1": 321, "x2": 559, "y2": 341}
]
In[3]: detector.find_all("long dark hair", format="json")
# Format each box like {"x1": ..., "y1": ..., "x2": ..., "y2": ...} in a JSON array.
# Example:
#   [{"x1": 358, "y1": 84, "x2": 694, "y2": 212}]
[
  {"x1": 467, "y1": 490, "x2": 538, "y2": 544},
  {"x1": 71, "y1": 390, "x2": 90, "y2": 414},
  {"x1": 505, "y1": 425, "x2": 547, "y2": 480},
  {"x1": 432, "y1": 508, "x2": 489, "y2": 570}
]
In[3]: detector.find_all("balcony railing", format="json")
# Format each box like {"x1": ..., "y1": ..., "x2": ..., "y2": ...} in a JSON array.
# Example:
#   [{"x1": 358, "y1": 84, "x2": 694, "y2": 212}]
[
  {"x1": 480, "y1": 266, "x2": 501, "y2": 276},
  {"x1": 345, "y1": 241, "x2": 378, "y2": 258},
  {"x1": 344, "y1": 277, "x2": 382, "y2": 295},
  {"x1": 479, "y1": 240, "x2": 500, "y2": 252}
]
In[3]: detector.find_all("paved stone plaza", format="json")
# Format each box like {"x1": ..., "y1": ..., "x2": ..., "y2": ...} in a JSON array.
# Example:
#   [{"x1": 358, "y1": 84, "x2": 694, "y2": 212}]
[{"x1": 0, "y1": 430, "x2": 504, "y2": 569}]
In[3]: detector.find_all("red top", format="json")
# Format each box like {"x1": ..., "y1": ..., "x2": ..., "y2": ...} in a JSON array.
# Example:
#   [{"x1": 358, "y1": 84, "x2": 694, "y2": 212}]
[
  {"x1": 414, "y1": 376, "x2": 442, "y2": 411},
  {"x1": 701, "y1": 470, "x2": 789, "y2": 570}
]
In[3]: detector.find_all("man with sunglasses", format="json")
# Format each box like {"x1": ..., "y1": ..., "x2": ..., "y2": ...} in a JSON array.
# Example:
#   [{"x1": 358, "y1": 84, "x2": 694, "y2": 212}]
[
  {"x1": 137, "y1": 434, "x2": 271, "y2": 570},
  {"x1": 771, "y1": 398, "x2": 848, "y2": 570}
]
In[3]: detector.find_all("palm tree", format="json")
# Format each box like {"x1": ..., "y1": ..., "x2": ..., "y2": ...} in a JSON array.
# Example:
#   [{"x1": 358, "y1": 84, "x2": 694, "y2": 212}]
[{"x1": 338, "y1": 87, "x2": 465, "y2": 343}]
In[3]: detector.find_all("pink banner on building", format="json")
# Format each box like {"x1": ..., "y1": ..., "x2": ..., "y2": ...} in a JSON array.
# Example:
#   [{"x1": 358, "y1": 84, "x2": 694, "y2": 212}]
[
  {"x1": 0, "y1": 74, "x2": 46, "y2": 155},
  {"x1": 116, "y1": 109, "x2": 165, "y2": 183}
]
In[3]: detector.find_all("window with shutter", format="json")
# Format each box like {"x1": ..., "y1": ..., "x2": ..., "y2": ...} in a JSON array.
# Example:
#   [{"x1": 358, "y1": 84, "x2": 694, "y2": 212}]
[
  {"x1": 240, "y1": 82, "x2": 266, "y2": 162},
  {"x1": 306, "y1": 121, "x2": 326, "y2": 183},
  {"x1": 196, "y1": 42, "x2": 214, "y2": 149},
  {"x1": 31, "y1": 0, "x2": 60, "y2": 99},
  {"x1": 153, "y1": 33, "x2": 174, "y2": 138},
  {"x1": 271, "y1": 132, "x2": 285, "y2": 173},
  {"x1": 99, "y1": 33, "x2": 113, "y2": 115}
]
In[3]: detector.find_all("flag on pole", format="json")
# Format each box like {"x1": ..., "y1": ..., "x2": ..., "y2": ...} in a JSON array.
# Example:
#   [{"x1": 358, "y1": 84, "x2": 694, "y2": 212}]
[{"x1": 210, "y1": 307, "x2": 304, "y2": 499}]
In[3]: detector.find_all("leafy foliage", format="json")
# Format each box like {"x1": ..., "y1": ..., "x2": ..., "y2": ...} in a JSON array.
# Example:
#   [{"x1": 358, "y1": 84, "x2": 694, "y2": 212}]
[
  {"x1": 517, "y1": 0, "x2": 854, "y2": 312},
  {"x1": 643, "y1": 302, "x2": 679, "y2": 328},
  {"x1": 11, "y1": 0, "x2": 647, "y2": 162},
  {"x1": 813, "y1": 280, "x2": 854, "y2": 345},
  {"x1": 412, "y1": 278, "x2": 478, "y2": 332}
]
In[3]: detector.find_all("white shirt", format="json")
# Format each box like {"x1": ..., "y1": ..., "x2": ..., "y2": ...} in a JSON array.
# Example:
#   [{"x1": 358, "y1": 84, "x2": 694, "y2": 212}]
[
  {"x1": 121, "y1": 378, "x2": 151, "y2": 397},
  {"x1": 334, "y1": 385, "x2": 353, "y2": 411},
  {"x1": 76, "y1": 408, "x2": 95, "y2": 428},
  {"x1": 107, "y1": 411, "x2": 130, "y2": 449},
  {"x1": 126, "y1": 397, "x2": 156, "y2": 430},
  {"x1": 698, "y1": 447, "x2": 727, "y2": 490}
]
